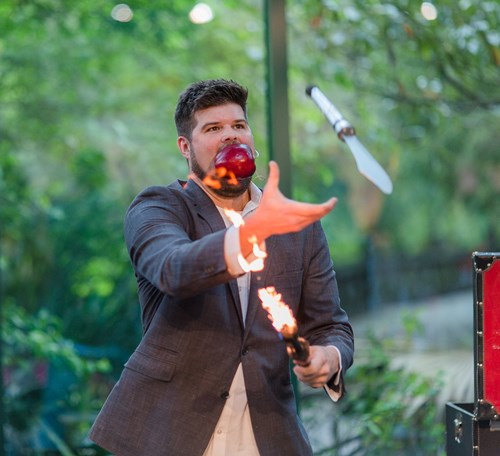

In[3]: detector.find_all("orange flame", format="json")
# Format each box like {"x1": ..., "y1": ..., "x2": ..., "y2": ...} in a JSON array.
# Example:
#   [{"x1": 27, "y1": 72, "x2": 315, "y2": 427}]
[
  {"x1": 248, "y1": 235, "x2": 267, "y2": 260},
  {"x1": 258, "y1": 286, "x2": 297, "y2": 334},
  {"x1": 202, "y1": 167, "x2": 238, "y2": 189}
]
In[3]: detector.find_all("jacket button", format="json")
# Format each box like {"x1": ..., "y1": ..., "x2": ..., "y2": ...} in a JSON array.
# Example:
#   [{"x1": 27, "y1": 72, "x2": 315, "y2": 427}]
[
  {"x1": 220, "y1": 391, "x2": 229, "y2": 399},
  {"x1": 242, "y1": 348, "x2": 249, "y2": 356}
]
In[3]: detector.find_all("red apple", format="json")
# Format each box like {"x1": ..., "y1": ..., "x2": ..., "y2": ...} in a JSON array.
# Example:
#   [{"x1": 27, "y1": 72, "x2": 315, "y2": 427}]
[{"x1": 214, "y1": 143, "x2": 256, "y2": 178}]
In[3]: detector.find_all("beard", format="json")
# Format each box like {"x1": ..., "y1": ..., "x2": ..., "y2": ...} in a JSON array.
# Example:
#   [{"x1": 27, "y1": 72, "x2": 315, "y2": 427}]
[{"x1": 190, "y1": 146, "x2": 252, "y2": 198}]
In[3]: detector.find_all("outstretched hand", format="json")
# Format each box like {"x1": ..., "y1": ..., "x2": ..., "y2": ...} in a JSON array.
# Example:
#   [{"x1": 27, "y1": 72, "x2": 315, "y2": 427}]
[{"x1": 240, "y1": 161, "x2": 337, "y2": 252}]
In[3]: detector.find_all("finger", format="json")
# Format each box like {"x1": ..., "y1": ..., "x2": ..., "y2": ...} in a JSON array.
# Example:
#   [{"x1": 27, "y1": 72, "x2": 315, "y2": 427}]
[
  {"x1": 292, "y1": 197, "x2": 337, "y2": 211},
  {"x1": 295, "y1": 365, "x2": 327, "y2": 382},
  {"x1": 289, "y1": 198, "x2": 338, "y2": 220},
  {"x1": 293, "y1": 364, "x2": 313, "y2": 378},
  {"x1": 325, "y1": 197, "x2": 338, "y2": 211},
  {"x1": 313, "y1": 197, "x2": 337, "y2": 214},
  {"x1": 295, "y1": 371, "x2": 326, "y2": 388}
]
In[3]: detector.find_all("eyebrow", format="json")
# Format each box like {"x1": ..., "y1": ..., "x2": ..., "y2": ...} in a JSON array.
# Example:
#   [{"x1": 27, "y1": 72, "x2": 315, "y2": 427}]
[{"x1": 200, "y1": 118, "x2": 248, "y2": 130}]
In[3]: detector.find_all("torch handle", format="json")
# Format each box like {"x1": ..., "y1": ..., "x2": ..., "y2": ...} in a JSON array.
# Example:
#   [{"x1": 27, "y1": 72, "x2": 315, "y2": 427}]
[
  {"x1": 285, "y1": 336, "x2": 310, "y2": 365},
  {"x1": 306, "y1": 85, "x2": 355, "y2": 140}
]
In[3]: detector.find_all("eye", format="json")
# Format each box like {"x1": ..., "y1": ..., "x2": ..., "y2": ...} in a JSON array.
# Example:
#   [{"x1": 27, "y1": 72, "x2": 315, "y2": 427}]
[
  {"x1": 234, "y1": 123, "x2": 246, "y2": 129},
  {"x1": 206, "y1": 125, "x2": 221, "y2": 132}
]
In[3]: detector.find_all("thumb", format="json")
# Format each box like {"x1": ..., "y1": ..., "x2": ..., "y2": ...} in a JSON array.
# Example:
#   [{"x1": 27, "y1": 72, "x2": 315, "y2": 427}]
[{"x1": 265, "y1": 160, "x2": 280, "y2": 191}]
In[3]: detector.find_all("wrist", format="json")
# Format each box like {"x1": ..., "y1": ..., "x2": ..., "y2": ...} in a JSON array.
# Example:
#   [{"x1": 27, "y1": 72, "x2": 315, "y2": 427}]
[
  {"x1": 324, "y1": 346, "x2": 340, "y2": 375},
  {"x1": 240, "y1": 213, "x2": 268, "y2": 246}
]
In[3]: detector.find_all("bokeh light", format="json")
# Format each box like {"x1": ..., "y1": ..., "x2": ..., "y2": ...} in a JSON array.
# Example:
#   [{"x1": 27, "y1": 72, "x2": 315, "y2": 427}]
[
  {"x1": 421, "y1": 2, "x2": 438, "y2": 21},
  {"x1": 189, "y1": 3, "x2": 214, "y2": 24},
  {"x1": 111, "y1": 4, "x2": 134, "y2": 23}
]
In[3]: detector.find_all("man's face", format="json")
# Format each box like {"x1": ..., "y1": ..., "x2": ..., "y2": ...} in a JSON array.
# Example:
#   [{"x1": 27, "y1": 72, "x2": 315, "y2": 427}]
[{"x1": 178, "y1": 103, "x2": 256, "y2": 197}]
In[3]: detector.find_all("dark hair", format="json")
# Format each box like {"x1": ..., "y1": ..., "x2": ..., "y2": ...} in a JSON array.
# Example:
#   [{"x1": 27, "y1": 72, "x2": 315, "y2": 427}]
[{"x1": 174, "y1": 79, "x2": 248, "y2": 140}]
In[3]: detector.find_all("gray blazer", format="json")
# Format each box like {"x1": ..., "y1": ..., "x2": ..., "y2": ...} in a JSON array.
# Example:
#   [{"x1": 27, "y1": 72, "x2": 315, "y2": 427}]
[{"x1": 89, "y1": 179, "x2": 354, "y2": 456}]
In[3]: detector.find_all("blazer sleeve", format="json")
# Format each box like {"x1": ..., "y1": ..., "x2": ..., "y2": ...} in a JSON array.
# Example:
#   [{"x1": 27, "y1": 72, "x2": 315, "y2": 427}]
[
  {"x1": 124, "y1": 185, "x2": 234, "y2": 299},
  {"x1": 297, "y1": 221, "x2": 355, "y2": 387}
]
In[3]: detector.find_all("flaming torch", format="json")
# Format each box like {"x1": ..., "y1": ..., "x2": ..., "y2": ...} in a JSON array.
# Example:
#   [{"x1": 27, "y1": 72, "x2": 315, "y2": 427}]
[
  {"x1": 258, "y1": 286, "x2": 310, "y2": 365},
  {"x1": 306, "y1": 85, "x2": 393, "y2": 195}
]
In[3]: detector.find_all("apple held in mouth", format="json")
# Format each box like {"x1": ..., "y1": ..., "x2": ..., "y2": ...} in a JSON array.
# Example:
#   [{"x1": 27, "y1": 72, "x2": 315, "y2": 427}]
[{"x1": 214, "y1": 143, "x2": 256, "y2": 179}]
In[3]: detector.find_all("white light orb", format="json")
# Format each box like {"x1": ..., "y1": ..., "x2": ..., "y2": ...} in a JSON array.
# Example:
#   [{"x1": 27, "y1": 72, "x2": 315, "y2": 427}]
[
  {"x1": 111, "y1": 4, "x2": 134, "y2": 23},
  {"x1": 189, "y1": 3, "x2": 214, "y2": 24},
  {"x1": 421, "y1": 2, "x2": 438, "y2": 21}
]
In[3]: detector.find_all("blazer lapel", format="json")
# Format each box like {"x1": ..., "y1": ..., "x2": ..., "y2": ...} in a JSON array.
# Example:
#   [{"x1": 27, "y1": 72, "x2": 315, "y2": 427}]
[
  {"x1": 183, "y1": 179, "x2": 244, "y2": 327},
  {"x1": 183, "y1": 179, "x2": 226, "y2": 231}
]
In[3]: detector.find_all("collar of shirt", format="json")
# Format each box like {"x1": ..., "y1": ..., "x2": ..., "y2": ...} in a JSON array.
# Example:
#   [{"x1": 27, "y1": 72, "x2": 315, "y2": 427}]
[{"x1": 241, "y1": 182, "x2": 262, "y2": 217}]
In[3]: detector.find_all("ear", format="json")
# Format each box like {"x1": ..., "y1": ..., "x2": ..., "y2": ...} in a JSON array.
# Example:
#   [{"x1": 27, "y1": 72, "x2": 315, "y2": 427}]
[{"x1": 177, "y1": 136, "x2": 190, "y2": 160}]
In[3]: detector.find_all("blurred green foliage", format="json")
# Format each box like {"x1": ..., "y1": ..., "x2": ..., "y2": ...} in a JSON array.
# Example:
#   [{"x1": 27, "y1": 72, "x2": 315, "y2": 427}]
[
  {"x1": 288, "y1": 0, "x2": 499, "y2": 259},
  {"x1": 304, "y1": 316, "x2": 445, "y2": 456},
  {"x1": 301, "y1": 313, "x2": 445, "y2": 456},
  {"x1": 4, "y1": 302, "x2": 110, "y2": 453},
  {"x1": 335, "y1": 333, "x2": 445, "y2": 455}
]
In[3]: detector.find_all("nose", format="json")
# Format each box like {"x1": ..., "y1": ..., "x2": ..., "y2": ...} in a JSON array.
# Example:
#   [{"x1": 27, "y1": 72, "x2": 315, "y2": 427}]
[{"x1": 221, "y1": 126, "x2": 239, "y2": 144}]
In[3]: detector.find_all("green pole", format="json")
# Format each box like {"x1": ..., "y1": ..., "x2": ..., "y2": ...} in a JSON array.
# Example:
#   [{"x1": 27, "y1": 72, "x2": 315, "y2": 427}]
[
  {"x1": 263, "y1": 0, "x2": 301, "y2": 413},
  {"x1": 0, "y1": 215, "x2": 6, "y2": 454},
  {"x1": 263, "y1": 0, "x2": 292, "y2": 198}
]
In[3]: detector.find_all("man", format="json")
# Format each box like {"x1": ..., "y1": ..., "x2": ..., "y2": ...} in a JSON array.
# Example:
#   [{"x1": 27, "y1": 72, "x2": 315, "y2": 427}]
[{"x1": 89, "y1": 79, "x2": 354, "y2": 456}]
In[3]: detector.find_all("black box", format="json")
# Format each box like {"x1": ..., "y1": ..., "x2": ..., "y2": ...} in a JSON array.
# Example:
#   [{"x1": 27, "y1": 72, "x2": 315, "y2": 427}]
[
  {"x1": 446, "y1": 402, "x2": 500, "y2": 455},
  {"x1": 446, "y1": 252, "x2": 500, "y2": 455}
]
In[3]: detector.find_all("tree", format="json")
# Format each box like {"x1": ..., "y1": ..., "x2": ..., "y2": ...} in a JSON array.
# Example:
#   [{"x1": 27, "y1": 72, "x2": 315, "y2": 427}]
[
  {"x1": 1, "y1": 0, "x2": 498, "y2": 452},
  {"x1": 286, "y1": 0, "x2": 500, "y2": 257}
]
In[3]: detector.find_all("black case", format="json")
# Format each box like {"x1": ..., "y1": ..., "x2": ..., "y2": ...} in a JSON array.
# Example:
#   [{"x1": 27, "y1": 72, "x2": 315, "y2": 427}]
[
  {"x1": 446, "y1": 402, "x2": 500, "y2": 455},
  {"x1": 446, "y1": 252, "x2": 500, "y2": 455}
]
